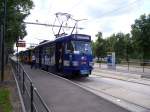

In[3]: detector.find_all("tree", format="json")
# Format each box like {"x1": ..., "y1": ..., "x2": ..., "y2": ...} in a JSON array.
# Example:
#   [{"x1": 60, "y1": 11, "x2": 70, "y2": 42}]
[
  {"x1": 115, "y1": 33, "x2": 128, "y2": 59},
  {"x1": 105, "y1": 34, "x2": 117, "y2": 52},
  {"x1": 0, "y1": 0, "x2": 34, "y2": 52},
  {"x1": 94, "y1": 32, "x2": 106, "y2": 60},
  {"x1": 131, "y1": 14, "x2": 150, "y2": 60},
  {"x1": 124, "y1": 33, "x2": 132, "y2": 61},
  {"x1": 105, "y1": 33, "x2": 133, "y2": 62},
  {"x1": 91, "y1": 40, "x2": 95, "y2": 56}
]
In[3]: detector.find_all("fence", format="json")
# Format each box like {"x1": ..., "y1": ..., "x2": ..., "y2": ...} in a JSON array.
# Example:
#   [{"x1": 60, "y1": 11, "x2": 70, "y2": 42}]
[
  {"x1": 10, "y1": 58, "x2": 51, "y2": 112},
  {"x1": 95, "y1": 61, "x2": 150, "y2": 75}
]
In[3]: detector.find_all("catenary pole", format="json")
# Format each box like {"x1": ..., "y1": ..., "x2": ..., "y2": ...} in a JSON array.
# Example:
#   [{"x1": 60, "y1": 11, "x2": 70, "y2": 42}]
[
  {"x1": 1, "y1": 0, "x2": 7, "y2": 82},
  {"x1": 1, "y1": 25, "x2": 4, "y2": 82}
]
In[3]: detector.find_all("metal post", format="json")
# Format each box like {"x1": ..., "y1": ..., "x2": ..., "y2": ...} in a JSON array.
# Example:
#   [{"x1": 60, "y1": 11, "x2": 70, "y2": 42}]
[
  {"x1": 143, "y1": 61, "x2": 144, "y2": 73},
  {"x1": 18, "y1": 63, "x2": 21, "y2": 81},
  {"x1": 17, "y1": 42, "x2": 19, "y2": 76},
  {"x1": 99, "y1": 58, "x2": 102, "y2": 68},
  {"x1": 99, "y1": 63, "x2": 101, "y2": 68},
  {"x1": 1, "y1": 0, "x2": 7, "y2": 82},
  {"x1": 22, "y1": 71, "x2": 25, "y2": 94},
  {"x1": 128, "y1": 61, "x2": 129, "y2": 71},
  {"x1": 1, "y1": 25, "x2": 4, "y2": 82},
  {"x1": 0, "y1": 27, "x2": 1, "y2": 69},
  {"x1": 19, "y1": 64, "x2": 21, "y2": 73},
  {"x1": 30, "y1": 82, "x2": 34, "y2": 112}
]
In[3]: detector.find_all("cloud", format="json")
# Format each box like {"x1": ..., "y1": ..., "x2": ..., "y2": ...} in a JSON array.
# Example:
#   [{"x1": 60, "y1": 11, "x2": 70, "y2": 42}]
[
  {"x1": 21, "y1": 0, "x2": 150, "y2": 48},
  {"x1": 86, "y1": 0, "x2": 143, "y2": 19}
]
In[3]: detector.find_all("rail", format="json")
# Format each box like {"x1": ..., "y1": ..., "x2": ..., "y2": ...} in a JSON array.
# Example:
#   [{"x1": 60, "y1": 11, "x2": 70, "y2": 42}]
[
  {"x1": 10, "y1": 58, "x2": 51, "y2": 112},
  {"x1": 96, "y1": 61, "x2": 150, "y2": 74}
]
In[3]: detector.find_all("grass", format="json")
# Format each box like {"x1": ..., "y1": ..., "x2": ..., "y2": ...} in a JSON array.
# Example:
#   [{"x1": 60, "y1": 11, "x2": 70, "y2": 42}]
[{"x1": 0, "y1": 88, "x2": 12, "y2": 112}]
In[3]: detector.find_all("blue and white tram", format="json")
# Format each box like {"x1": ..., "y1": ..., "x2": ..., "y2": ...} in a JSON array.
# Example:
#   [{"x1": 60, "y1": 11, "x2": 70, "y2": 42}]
[{"x1": 35, "y1": 34, "x2": 94, "y2": 77}]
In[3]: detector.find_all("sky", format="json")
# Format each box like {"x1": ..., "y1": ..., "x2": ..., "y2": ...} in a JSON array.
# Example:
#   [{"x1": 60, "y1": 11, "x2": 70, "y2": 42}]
[{"x1": 17, "y1": 0, "x2": 150, "y2": 50}]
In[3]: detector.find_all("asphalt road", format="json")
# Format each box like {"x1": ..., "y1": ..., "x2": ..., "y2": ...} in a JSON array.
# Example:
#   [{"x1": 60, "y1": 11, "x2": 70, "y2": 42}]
[
  {"x1": 72, "y1": 75, "x2": 150, "y2": 112},
  {"x1": 22, "y1": 64, "x2": 130, "y2": 112}
]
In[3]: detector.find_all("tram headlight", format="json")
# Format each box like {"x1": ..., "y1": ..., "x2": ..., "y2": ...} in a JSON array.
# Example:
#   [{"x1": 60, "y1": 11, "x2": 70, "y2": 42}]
[
  {"x1": 64, "y1": 60, "x2": 70, "y2": 66},
  {"x1": 73, "y1": 61, "x2": 79, "y2": 66},
  {"x1": 89, "y1": 62, "x2": 94, "y2": 66}
]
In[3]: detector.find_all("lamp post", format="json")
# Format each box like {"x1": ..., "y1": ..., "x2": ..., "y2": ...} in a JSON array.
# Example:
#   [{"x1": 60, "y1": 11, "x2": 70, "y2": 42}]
[
  {"x1": 17, "y1": 38, "x2": 19, "y2": 76},
  {"x1": 1, "y1": 0, "x2": 7, "y2": 82}
]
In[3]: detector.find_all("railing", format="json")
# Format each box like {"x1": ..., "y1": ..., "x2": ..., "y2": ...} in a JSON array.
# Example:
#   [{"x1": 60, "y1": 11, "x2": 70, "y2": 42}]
[
  {"x1": 10, "y1": 58, "x2": 51, "y2": 112},
  {"x1": 95, "y1": 61, "x2": 150, "y2": 74},
  {"x1": 116, "y1": 61, "x2": 150, "y2": 73}
]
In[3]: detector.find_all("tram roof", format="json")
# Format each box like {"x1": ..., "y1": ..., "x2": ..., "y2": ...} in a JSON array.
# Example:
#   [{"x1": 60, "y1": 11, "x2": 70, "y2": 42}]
[
  {"x1": 55, "y1": 34, "x2": 91, "y2": 42},
  {"x1": 35, "y1": 34, "x2": 91, "y2": 48}
]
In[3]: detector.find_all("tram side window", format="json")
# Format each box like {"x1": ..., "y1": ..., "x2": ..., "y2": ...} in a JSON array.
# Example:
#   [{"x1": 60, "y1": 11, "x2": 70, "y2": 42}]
[
  {"x1": 42, "y1": 47, "x2": 46, "y2": 56},
  {"x1": 45, "y1": 47, "x2": 48, "y2": 54},
  {"x1": 35, "y1": 49, "x2": 39, "y2": 58},
  {"x1": 51, "y1": 45, "x2": 55, "y2": 56},
  {"x1": 48, "y1": 46, "x2": 53, "y2": 56},
  {"x1": 66, "y1": 41, "x2": 74, "y2": 53},
  {"x1": 42, "y1": 48, "x2": 44, "y2": 55},
  {"x1": 50, "y1": 45, "x2": 55, "y2": 65}
]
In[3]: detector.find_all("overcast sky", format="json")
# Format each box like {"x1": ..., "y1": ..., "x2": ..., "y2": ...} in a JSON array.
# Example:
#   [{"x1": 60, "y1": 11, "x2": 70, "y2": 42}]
[{"x1": 18, "y1": 0, "x2": 150, "y2": 50}]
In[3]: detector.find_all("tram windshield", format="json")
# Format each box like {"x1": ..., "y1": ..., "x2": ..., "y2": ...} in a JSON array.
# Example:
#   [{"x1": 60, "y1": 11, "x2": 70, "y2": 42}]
[{"x1": 73, "y1": 41, "x2": 92, "y2": 55}]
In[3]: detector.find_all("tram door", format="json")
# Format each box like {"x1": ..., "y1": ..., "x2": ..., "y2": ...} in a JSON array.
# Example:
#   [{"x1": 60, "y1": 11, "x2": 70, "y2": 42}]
[
  {"x1": 56, "y1": 42, "x2": 64, "y2": 72},
  {"x1": 39, "y1": 47, "x2": 42, "y2": 68}
]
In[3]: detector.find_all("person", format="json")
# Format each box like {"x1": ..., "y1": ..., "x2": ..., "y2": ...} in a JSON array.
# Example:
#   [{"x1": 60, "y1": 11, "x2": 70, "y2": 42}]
[{"x1": 31, "y1": 53, "x2": 36, "y2": 69}]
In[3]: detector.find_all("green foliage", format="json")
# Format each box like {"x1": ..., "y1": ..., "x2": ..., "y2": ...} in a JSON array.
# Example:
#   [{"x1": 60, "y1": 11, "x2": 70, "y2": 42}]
[
  {"x1": 0, "y1": 88, "x2": 12, "y2": 112},
  {"x1": 92, "y1": 14, "x2": 150, "y2": 61},
  {"x1": 0, "y1": 0, "x2": 34, "y2": 52},
  {"x1": 105, "y1": 33, "x2": 132, "y2": 60},
  {"x1": 131, "y1": 14, "x2": 150, "y2": 60},
  {"x1": 93, "y1": 32, "x2": 132, "y2": 61},
  {"x1": 105, "y1": 34, "x2": 116, "y2": 52},
  {"x1": 93, "y1": 32, "x2": 106, "y2": 59}
]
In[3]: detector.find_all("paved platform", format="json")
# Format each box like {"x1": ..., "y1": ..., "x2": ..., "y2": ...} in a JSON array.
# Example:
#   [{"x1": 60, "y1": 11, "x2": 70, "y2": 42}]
[
  {"x1": 22, "y1": 64, "x2": 130, "y2": 112},
  {"x1": 93, "y1": 68, "x2": 150, "y2": 86},
  {"x1": 94, "y1": 63, "x2": 150, "y2": 78}
]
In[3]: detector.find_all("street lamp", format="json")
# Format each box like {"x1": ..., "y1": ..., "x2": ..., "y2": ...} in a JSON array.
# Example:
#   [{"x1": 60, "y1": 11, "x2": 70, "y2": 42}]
[{"x1": 1, "y1": 0, "x2": 7, "y2": 82}]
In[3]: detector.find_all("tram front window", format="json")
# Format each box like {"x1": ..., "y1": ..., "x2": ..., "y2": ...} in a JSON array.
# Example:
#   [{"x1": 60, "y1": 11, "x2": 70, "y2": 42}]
[
  {"x1": 73, "y1": 41, "x2": 92, "y2": 55},
  {"x1": 66, "y1": 41, "x2": 74, "y2": 53}
]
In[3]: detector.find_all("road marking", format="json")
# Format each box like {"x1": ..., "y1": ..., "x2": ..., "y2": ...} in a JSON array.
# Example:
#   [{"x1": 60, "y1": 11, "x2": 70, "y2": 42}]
[{"x1": 117, "y1": 99, "x2": 121, "y2": 102}]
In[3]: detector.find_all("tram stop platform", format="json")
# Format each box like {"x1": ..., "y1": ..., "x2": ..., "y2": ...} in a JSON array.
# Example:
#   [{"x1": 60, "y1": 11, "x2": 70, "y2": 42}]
[{"x1": 21, "y1": 64, "x2": 130, "y2": 112}]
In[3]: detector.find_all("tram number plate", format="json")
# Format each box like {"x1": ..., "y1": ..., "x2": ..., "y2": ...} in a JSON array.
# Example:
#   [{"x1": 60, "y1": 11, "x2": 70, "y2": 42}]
[{"x1": 80, "y1": 70, "x2": 89, "y2": 74}]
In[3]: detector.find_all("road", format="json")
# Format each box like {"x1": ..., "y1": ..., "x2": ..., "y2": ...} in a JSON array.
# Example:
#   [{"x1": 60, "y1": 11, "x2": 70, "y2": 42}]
[
  {"x1": 72, "y1": 75, "x2": 150, "y2": 112},
  {"x1": 11, "y1": 56, "x2": 150, "y2": 112},
  {"x1": 21, "y1": 64, "x2": 130, "y2": 112}
]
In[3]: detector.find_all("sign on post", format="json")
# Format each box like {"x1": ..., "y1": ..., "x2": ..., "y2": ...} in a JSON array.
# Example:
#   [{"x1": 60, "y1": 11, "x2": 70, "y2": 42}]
[
  {"x1": 16, "y1": 40, "x2": 26, "y2": 47},
  {"x1": 107, "y1": 52, "x2": 116, "y2": 69}
]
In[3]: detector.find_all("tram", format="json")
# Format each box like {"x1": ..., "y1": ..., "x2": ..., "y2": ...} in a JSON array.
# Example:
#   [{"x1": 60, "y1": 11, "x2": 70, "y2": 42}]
[{"x1": 33, "y1": 34, "x2": 93, "y2": 77}]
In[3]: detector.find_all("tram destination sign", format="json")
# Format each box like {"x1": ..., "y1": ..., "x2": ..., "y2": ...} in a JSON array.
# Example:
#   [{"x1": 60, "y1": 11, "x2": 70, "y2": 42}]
[
  {"x1": 74, "y1": 35, "x2": 91, "y2": 40},
  {"x1": 16, "y1": 40, "x2": 26, "y2": 47}
]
